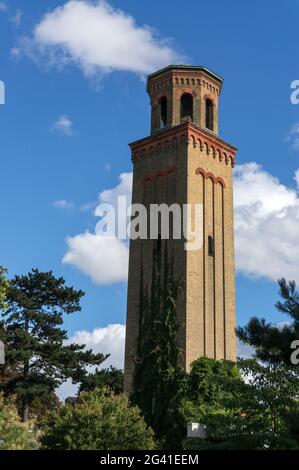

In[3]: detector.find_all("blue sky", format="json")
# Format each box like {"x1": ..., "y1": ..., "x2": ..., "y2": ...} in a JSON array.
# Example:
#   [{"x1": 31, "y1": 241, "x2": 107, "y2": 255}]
[{"x1": 1, "y1": 0, "x2": 299, "y2": 366}]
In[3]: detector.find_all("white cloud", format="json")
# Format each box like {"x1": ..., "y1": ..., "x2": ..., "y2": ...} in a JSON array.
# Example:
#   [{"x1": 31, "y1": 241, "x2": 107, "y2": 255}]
[
  {"x1": 57, "y1": 323, "x2": 125, "y2": 400},
  {"x1": 234, "y1": 163, "x2": 299, "y2": 283},
  {"x1": 70, "y1": 323, "x2": 125, "y2": 369},
  {"x1": 97, "y1": 171, "x2": 132, "y2": 232},
  {"x1": 19, "y1": 0, "x2": 183, "y2": 78},
  {"x1": 63, "y1": 172, "x2": 132, "y2": 285},
  {"x1": 53, "y1": 199, "x2": 74, "y2": 209},
  {"x1": 99, "y1": 172, "x2": 132, "y2": 203},
  {"x1": 63, "y1": 232, "x2": 129, "y2": 284},
  {"x1": 0, "y1": 2, "x2": 7, "y2": 13},
  {"x1": 51, "y1": 115, "x2": 73, "y2": 135}
]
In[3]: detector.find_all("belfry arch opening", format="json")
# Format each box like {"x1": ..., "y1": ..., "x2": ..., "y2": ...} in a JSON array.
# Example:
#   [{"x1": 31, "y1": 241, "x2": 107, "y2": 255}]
[
  {"x1": 180, "y1": 93, "x2": 193, "y2": 122},
  {"x1": 205, "y1": 98, "x2": 214, "y2": 131},
  {"x1": 159, "y1": 96, "x2": 167, "y2": 128}
]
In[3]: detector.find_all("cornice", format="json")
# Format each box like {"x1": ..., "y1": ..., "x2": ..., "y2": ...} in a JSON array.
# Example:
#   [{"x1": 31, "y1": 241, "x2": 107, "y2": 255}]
[{"x1": 130, "y1": 122, "x2": 237, "y2": 167}]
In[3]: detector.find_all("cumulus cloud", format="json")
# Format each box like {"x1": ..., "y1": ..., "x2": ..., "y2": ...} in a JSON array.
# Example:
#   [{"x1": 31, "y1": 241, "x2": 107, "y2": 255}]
[
  {"x1": 20, "y1": 0, "x2": 183, "y2": 79},
  {"x1": 51, "y1": 115, "x2": 73, "y2": 135},
  {"x1": 99, "y1": 172, "x2": 132, "y2": 206},
  {"x1": 97, "y1": 171, "x2": 132, "y2": 234},
  {"x1": 63, "y1": 233, "x2": 129, "y2": 284},
  {"x1": 53, "y1": 199, "x2": 74, "y2": 209},
  {"x1": 234, "y1": 163, "x2": 299, "y2": 283},
  {"x1": 70, "y1": 323, "x2": 125, "y2": 369},
  {"x1": 63, "y1": 172, "x2": 132, "y2": 285},
  {"x1": 57, "y1": 323, "x2": 125, "y2": 400},
  {"x1": 0, "y1": 2, "x2": 7, "y2": 13}
]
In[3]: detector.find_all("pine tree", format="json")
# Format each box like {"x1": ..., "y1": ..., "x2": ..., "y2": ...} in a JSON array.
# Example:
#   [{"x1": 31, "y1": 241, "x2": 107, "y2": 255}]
[
  {"x1": 237, "y1": 278, "x2": 299, "y2": 366},
  {"x1": 0, "y1": 269, "x2": 108, "y2": 421},
  {"x1": 79, "y1": 366, "x2": 123, "y2": 395}
]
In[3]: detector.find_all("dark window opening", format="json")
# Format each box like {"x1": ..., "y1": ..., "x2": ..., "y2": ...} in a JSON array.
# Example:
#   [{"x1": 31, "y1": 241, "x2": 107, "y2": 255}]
[
  {"x1": 208, "y1": 235, "x2": 214, "y2": 257},
  {"x1": 205, "y1": 99, "x2": 214, "y2": 131},
  {"x1": 154, "y1": 233, "x2": 162, "y2": 271},
  {"x1": 159, "y1": 96, "x2": 167, "y2": 128},
  {"x1": 180, "y1": 93, "x2": 193, "y2": 122}
]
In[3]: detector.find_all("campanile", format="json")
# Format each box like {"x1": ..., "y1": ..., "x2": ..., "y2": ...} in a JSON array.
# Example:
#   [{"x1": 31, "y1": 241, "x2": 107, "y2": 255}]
[{"x1": 124, "y1": 65, "x2": 237, "y2": 393}]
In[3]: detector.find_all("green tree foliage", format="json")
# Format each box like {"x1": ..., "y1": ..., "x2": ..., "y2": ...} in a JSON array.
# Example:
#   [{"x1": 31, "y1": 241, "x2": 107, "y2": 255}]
[
  {"x1": 40, "y1": 387, "x2": 156, "y2": 450},
  {"x1": 0, "y1": 269, "x2": 108, "y2": 421},
  {"x1": 182, "y1": 359, "x2": 299, "y2": 450},
  {"x1": 237, "y1": 278, "x2": 299, "y2": 366},
  {"x1": 0, "y1": 394, "x2": 37, "y2": 450},
  {"x1": 79, "y1": 366, "x2": 123, "y2": 395},
  {"x1": 0, "y1": 266, "x2": 9, "y2": 310},
  {"x1": 29, "y1": 393, "x2": 61, "y2": 421},
  {"x1": 131, "y1": 251, "x2": 186, "y2": 448},
  {"x1": 180, "y1": 357, "x2": 241, "y2": 423}
]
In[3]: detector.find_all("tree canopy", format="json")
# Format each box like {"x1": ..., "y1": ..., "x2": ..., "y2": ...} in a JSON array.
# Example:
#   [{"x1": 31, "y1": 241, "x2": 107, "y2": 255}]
[
  {"x1": 40, "y1": 387, "x2": 156, "y2": 450},
  {"x1": 79, "y1": 366, "x2": 123, "y2": 395},
  {"x1": 0, "y1": 269, "x2": 108, "y2": 421},
  {"x1": 183, "y1": 359, "x2": 299, "y2": 450},
  {"x1": 0, "y1": 394, "x2": 37, "y2": 450},
  {"x1": 237, "y1": 278, "x2": 299, "y2": 366}
]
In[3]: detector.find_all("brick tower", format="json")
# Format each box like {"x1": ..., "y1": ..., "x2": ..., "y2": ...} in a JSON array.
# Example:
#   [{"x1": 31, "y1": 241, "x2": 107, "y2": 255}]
[{"x1": 124, "y1": 65, "x2": 237, "y2": 393}]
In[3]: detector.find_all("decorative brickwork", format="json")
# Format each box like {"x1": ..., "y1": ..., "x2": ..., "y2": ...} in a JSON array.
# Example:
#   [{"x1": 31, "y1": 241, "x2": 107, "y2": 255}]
[
  {"x1": 141, "y1": 167, "x2": 177, "y2": 185},
  {"x1": 195, "y1": 167, "x2": 226, "y2": 188},
  {"x1": 131, "y1": 122, "x2": 236, "y2": 167}
]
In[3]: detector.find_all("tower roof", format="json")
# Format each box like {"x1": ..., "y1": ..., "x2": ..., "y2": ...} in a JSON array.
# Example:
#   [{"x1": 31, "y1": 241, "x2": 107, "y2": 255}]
[{"x1": 146, "y1": 65, "x2": 223, "y2": 92}]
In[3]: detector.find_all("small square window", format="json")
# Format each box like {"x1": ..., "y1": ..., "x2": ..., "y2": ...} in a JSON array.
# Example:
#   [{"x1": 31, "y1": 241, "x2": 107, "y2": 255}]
[{"x1": 208, "y1": 236, "x2": 214, "y2": 256}]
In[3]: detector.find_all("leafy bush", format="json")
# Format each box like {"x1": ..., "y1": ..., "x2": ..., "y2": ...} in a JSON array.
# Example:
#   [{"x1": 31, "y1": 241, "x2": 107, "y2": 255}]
[
  {"x1": 40, "y1": 387, "x2": 156, "y2": 450},
  {"x1": 0, "y1": 394, "x2": 37, "y2": 450}
]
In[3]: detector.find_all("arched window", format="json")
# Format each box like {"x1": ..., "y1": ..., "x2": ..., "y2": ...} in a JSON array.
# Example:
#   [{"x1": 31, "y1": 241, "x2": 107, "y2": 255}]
[
  {"x1": 208, "y1": 235, "x2": 214, "y2": 257},
  {"x1": 205, "y1": 99, "x2": 214, "y2": 131},
  {"x1": 180, "y1": 93, "x2": 193, "y2": 122},
  {"x1": 159, "y1": 96, "x2": 167, "y2": 128}
]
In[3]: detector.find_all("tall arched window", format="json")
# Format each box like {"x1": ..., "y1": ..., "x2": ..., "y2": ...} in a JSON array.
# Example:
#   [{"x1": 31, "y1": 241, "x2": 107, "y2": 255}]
[
  {"x1": 208, "y1": 235, "x2": 214, "y2": 257},
  {"x1": 180, "y1": 93, "x2": 193, "y2": 122},
  {"x1": 159, "y1": 96, "x2": 167, "y2": 128},
  {"x1": 205, "y1": 99, "x2": 214, "y2": 131}
]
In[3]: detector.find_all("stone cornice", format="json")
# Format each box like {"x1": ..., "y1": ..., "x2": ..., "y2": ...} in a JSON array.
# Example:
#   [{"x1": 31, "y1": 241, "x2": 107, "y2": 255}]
[
  {"x1": 147, "y1": 65, "x2": 223, "y2": 93},
  {"x1": 130, "y1": 122, "x2": 237, "y2": 167}
]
